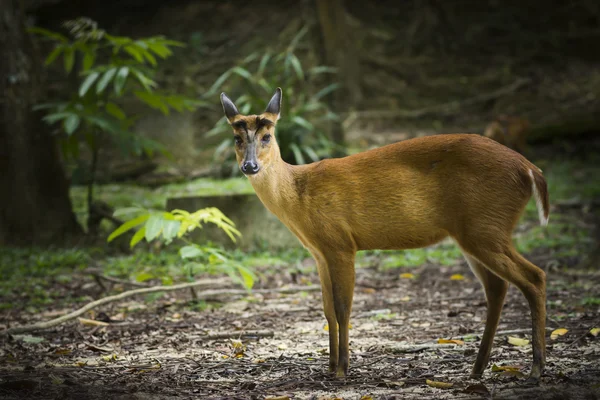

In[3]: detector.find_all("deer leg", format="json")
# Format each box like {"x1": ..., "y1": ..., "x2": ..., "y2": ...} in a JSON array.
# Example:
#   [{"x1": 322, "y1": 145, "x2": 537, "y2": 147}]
[{"x1": 464, "y1": 254, "x2": 508, "y2": 378}]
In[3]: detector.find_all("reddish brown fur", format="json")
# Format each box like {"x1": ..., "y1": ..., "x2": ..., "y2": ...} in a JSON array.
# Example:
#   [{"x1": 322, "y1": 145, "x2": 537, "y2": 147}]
[
  {"x1": 483, "y1": 115, "x2": 531, "y2": 154},
  {"x1": 222, "y1": 91, "x2": 549, "y2": 382}
]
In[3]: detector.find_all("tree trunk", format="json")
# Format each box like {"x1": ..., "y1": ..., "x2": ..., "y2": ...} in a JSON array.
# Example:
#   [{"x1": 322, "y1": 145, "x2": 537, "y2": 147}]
[
  {"x1": 0, "y1": 0, "x2": 83, "y2": 245},
  {"x1": 316, "y1": 0, "x2": 361, "y2": 149}
]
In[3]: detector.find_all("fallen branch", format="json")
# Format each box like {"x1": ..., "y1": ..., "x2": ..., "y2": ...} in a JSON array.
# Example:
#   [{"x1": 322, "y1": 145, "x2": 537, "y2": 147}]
[
  {"x1": 200, "y1": 330, "x2": 274, "y2": 341},
  {"x1": 1, "y1": 283, "x2": 320, "y2": 336},
  {"x1": 343, "y1": 77, "x2": 531, "y2": 124},
  {"x1": 195, "y1": 284, "x2": 320, "y2": 300},
  {"x1": 1, "y1": 278, "x2": 228, "y2": 336}
]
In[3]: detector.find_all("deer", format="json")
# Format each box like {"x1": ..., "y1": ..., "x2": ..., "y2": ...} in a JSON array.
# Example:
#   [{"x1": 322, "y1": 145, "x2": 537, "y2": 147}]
[
  {"x1": 484, "y1": 114, "x2": 531, "y2": 155},
  {"x1": 219, "y1": 88, "x2": 549, "y2": 383}
]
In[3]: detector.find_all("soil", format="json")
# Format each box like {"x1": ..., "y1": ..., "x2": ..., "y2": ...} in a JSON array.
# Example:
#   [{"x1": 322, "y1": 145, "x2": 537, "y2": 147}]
[{"x1": 1, "y1": 245, "x2": 599, "y2": 400}]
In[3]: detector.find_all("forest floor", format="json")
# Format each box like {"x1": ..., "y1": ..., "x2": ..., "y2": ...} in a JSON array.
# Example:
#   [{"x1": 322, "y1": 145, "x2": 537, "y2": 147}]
[
  {"x1": 1, "y1": 246, "x2": 599, "y2": 400},
  {"x1": 1, "y1": 142, "x2": 599, "y2": 400}
]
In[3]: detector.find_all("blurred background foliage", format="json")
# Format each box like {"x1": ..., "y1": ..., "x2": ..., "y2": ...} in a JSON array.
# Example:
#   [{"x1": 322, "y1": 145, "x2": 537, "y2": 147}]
[{"x1": 1, "y1": 0, "x2": 599, "y2": 303}]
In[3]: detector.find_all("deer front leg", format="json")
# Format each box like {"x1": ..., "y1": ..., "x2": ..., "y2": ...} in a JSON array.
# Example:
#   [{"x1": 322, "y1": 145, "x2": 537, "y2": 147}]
[
  {"x1": 325, "y1": 251, "x2": 356, "y2": 378},
  {"x1": 315, "y1": 258, "x2": 338, "y2": 372}
]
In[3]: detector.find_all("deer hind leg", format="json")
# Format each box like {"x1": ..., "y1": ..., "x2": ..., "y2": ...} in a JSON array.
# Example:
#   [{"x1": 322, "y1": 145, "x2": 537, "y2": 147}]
[
  {"x1": 463, "y1": 254, "x2": 508, "y2": 378},
  {"x1": 323, "y1": 250, "x2": 356, "y2": 378},
  {"x1": 461, "y1": 243, "x2": 546, "y2": 382},
  {"x1": 314, "y1": 255, "x2": 338, "y2": 373}
]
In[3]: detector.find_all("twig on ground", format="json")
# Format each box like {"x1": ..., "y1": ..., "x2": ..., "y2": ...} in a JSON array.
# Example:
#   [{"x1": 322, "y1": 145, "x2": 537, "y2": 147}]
[
  {"x1": 200, "y1": 330, "x2": 274, "y2": 341},
  {"x1": 1, "y1": 283, "x2": 320, "y2": 336},
  {"x1": 566, "y1": 317, "x2": 600, "y2": 349},
  {"x1": 1, "y1": 278, "x2": 228, "y2": 335}
]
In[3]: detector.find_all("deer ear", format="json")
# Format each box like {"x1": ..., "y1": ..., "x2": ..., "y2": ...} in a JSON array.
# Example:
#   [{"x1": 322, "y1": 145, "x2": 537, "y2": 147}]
[
  {"x1": 220, "y1": 93, "x2": 239, "y2": 122},
  {"x1": 264, "y1": 88, "x2": 282, "y2": 120}
]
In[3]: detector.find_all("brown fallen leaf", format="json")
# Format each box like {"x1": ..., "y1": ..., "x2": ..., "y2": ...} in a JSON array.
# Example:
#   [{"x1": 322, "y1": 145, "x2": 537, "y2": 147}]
[
  {"x1": 426, "y1": 379, "x2": 453, "y2": 389},
  {"x1": 492, "y1": 364, "x2": 522, "y2": 372},
  {"x1": 265, "y1": 396, "x2": 290, "y2": 400},
  {"x1": 360, "y1": 396, "x2": 374, "y2": 400},
  {"x1": 438, "y1": 338, "x2": 465, "y2": 345},
  {"x1": 78, "y1": 318, "x2": 109, "y2": 327},
  {"x1": 463, "y1": 383, "x2": 490, "y2": 395}
]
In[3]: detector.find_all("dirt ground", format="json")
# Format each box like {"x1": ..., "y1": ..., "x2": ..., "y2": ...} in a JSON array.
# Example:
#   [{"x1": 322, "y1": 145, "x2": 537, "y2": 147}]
[{"x1": 1, "y1": 246, "x2": 600, "y2": 400}]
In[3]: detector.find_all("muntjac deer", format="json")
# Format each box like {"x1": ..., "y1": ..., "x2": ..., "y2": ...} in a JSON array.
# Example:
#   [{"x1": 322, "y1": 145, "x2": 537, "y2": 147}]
[
  {"x1": 220, "y1": 88, "x2": 549, "y2": 383},
  {"x1": 484, "y1": 114, "x2": 531, "y2": 154}
]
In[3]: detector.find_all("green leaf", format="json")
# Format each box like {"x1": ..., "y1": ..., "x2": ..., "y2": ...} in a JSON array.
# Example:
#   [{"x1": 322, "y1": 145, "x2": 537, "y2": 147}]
[
  {"x1": 237, "y1": 266, "x2": 255, "y2": 289},
  {"x1": 113, "y1": 207, "x2": 143, "y2": 217},
  {"x1": 145, "y1": 214, "x2": 163, "y2": 242},
  {"x1": 302, "y1": 145, "x2": 320, "y2": 162},
  {"x1": 180, "y1": 245, "x2": 204, "y2": 259},
  {"x1": 79, "y1": 72, "x2": 100, "y2": 97},
  {"x1": 82, "y1": 49, "x2": 96, "y2": 71},
  {"x1": 96, "y1": 68, "x2": 118, "y2": 94},
  {"x1": 134, "y1": 91, "x2": 169, "y2": 115},
  {"x1": 162, "y1": 220, "x2": 181, "y2": 242},
  {"x1": 257, "y1": 53, "x2": 272, "y2": 75},
  {"x1": 105, "y1": 102, "x2": 126, "y2": 120},
  {"x1": 291, "y1": 116, "x2": 314, "y2": 131},
  {"x1": 147, "y1": 42, "x2": 172, "y2": 58},
  {"x1": 135, "y1": 272, "x2": 154, "y2": 282},
  {"x1": 108, "y1": 214, "x2": 149, "y2": 242},
  {"x1": 114, "y1": 67, "x2": 129, "y2": 95},
  {"x1": 142, "y1": 49, "x2": 157, "y2": 66},
  {"x1": 314, "y1": 83, "x2": 340, "y2": 100},
  {"x1": 130, "y1": 226, "x2": 146, "y2": 248},
  {"x1": 289, "y1": 143, "x2": 306, "y2": 165},
  {"x1": 131, "y1": 69, "x2": 157, "y2": 92},
  {"x1": 207, "y1": 70, "x2": 232, "y2": 94},
  {"x1": 63, "y1": 48, "x2": 75, "y2": 73},
  {"x1": 28, "y1": 27, "x2": 68, "y2": 42},
  {"x1": 288, "y1": 54, "x2": 304, "y2": 81},
  {"x1": 63, "y1": 114, "x2": 80, "y2": 135},
  {"x1": 43, "y1": 112, "x2": 73, "y2": 124},
  {"x1": 231, "y1": 66, "x2": 253, "y2": 80},
  {"x1": 124, "y1": 45, "x2": 144, "y2": 63},
  {"x1": 45, "y1": 46, "x2": 63, "y2": 66}
]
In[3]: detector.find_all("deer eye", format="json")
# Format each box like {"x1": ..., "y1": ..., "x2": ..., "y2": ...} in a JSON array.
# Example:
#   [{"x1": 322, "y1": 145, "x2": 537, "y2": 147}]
[
  {"x1": 234, "y1": 135, "x2": 243, "y2": 146},
  {"x1": 261, "y1": 134, "x2": 271, "y2": 144}
]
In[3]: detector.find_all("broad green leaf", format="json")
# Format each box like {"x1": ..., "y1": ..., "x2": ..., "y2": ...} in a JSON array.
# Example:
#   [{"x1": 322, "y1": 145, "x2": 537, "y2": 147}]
[
  {"x1": 180, "y1": 245, "x2": 204, "y2": 259},
  {"x1": 135, "y1": 272, "x2": 154, "y2": 282},
  {"x1": 96, "y1": 68, "x2": 118, "y2": 94},
  {"x1": 144, "y1": 214, "x2": 163, "y2": 242},
  {"x1": 63, "y1": 114, "x2": 80, "y2": 135},
  {"x1": 63, "y1": 48, "x2": 75, "y2": 73},
  {"x1": 130, "y1": 226, "x2": 146, "y2": 248},
  {"x1": 82, "y1": 49, "x2": 96, "y2": 71},
  {"x1": 131, "y1": 69, "x2": 157, "y2": 92},
  {"x1": 237, "y1": 266, "x2": 255, "y2": 289},
  {"x1": 134, "y1": 91, "x2": 169, "y2": 115},
  {"x1": 28, "y1": 27, "x2": 68, "y2": 42},
  {"x1": 302, "y1": 145, "x2": 320, "y2": 162},
  {"x1": 43, "y1": 112, "x2": 73, "y2": 124},
  {"x1": 147, "y1": 42, "x2": 172, "y2": 58},
  {"x1": 105, "y1": 102, "x2": 126, "y2": 120},
  {"x1": 45, "y1": 46, "x2": 63, "y2": 66},
  {"x1": 108, "y1": 214, "x2": 149, "y2": 242},
  {"x1": 162, "y1": 220, "x2": 181, "y2": 242},
  {"x1": 113, "y1": 207, "x2": 143, "y2": 217},
  {"x1": 124, "y1": 45, "x2": 144, "y2": 62},
  {"x1": 142, "y1": 49, "x2": 157, "y2": 66},
  {"x1": 257, "y1": 53, "x2": 272, "y2": 75},
  {"x1": 114, "y1": 67, "x2": 129, "y2": 95},
  {"x1": 207, "y1": 70, "x2": 232, "y2": 94},
  {"x1": 79, "y1": 72, "x2": 100, "y2": 97}
]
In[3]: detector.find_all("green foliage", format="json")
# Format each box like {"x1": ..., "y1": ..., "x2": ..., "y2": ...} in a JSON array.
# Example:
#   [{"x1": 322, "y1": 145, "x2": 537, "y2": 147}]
[
  {"x1": 108, "y1": 207, "x2": 255, "y2": 289},
  {"x1": 30, "y1": 17, "x2": 204, "y2": 160},
  {"x1": 205, "y1": 26, "x2": 340, "y2": 174}
]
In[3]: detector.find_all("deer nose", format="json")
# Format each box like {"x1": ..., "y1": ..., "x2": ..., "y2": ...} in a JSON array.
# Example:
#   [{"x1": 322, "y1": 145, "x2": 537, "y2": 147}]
[{"x1": 241, "y1": 161, "x2": 260, "y2": 175}]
